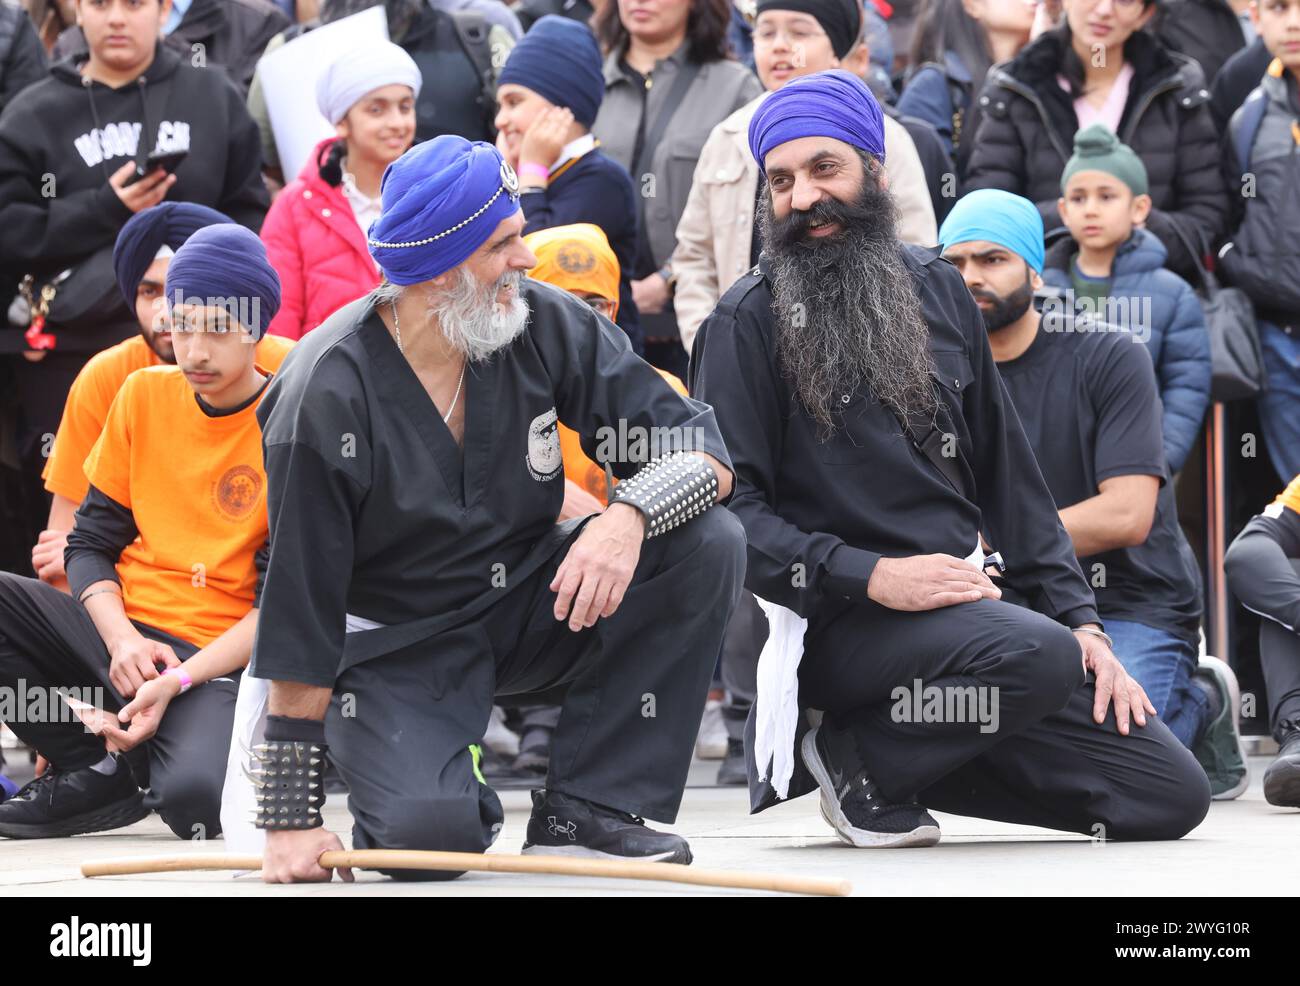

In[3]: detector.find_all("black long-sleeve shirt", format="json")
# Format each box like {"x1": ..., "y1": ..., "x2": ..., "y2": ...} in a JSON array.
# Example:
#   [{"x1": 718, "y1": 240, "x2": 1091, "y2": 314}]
[
  {"x1": 689, "y1": 246, "x2": 1099, "y2": 628},
  {"x1": 251, "y1": 282, "x2": 732, "y2": 688}
]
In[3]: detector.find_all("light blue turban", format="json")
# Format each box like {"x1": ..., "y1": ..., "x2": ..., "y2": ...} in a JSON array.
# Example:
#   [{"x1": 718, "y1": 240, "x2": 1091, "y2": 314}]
[{"x1": 939, "y1": 189, "x2": 1046, "y2": 274}]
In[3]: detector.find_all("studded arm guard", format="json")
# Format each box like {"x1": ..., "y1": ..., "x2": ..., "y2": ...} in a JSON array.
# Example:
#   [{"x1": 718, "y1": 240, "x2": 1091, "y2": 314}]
[
  {"x1": 251, "y1": 715, "x2": 327, "y2": 830},
  {"x1": 610, "y1": 451, "x2": 719, "y2": 538}
]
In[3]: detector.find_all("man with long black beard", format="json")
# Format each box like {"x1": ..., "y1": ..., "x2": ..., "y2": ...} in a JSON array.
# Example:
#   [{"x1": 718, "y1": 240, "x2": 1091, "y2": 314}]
[
  {"x1": 690, "y1": 71, "x2": 1210, "y2": 848},
  {"x1": 249, "y1": 135, "x2": 745, "y2": 882}
]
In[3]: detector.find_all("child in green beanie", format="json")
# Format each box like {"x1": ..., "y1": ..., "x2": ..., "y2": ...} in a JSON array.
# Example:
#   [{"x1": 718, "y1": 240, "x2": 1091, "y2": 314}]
[{"x1": 1042, "y1": 124, "x2": 1211, "y2": 474}]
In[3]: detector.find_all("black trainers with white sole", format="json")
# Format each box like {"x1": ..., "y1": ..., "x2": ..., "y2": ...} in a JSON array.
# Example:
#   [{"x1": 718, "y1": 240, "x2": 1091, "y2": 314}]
[
  {"x1": 0, "y1": 759, "x2": 147, "y2": 839},
  {"x1": 1263, "y1": 719, "x2": 1300, "y2": 808},
  {"x1": 802, "y1": 724, "x2": 941, "y2": 848},
  {"x1": 521, "y1": 789, "x2": 692, "y2": 864}
]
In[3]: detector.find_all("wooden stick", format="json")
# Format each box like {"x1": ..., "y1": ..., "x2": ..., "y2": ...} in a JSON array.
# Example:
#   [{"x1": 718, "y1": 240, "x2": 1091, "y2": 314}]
[{"x1": 81, "y1": 850, "x2": 850, "y2": 896}]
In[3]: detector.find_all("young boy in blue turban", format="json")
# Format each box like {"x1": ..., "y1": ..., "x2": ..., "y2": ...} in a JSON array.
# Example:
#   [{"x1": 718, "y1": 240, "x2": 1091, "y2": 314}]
[{"x1": 0, "y1": 224, "x2": 281, "y2": 840}]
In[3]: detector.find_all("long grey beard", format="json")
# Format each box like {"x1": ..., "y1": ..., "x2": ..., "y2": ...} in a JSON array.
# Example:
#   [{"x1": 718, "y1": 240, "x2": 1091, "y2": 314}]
[
  {"x1": 428, "y1": 267, "x2": 530, "y2": 364},
  {"x1": 758, "y1": 184, "x2": 938, "y2": 439}
]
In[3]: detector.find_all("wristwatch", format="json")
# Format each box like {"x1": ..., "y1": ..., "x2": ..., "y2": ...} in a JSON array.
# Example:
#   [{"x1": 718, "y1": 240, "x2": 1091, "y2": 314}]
[{"x1": 657, "y1": 263, "x2": 678, "y2": 296}]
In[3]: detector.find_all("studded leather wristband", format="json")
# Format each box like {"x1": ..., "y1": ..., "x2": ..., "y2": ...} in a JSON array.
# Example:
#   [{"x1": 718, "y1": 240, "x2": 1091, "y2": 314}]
[
  {"x1": 611, "y1": 451, "x2": 718, "y2": 538},
  {"x1": 251, "y1": 716, "x2": 327, "y2": 830}
]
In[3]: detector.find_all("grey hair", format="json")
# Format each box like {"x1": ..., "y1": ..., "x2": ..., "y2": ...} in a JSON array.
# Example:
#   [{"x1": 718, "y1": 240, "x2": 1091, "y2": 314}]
[{"x1": 372, "y1": 280, "x2": 404, "y2": 305}]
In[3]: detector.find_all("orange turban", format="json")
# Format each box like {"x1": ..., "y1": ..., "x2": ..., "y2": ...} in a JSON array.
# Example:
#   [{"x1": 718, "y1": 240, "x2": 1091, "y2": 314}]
[{"x1": 524, "y1": 223, "x2": 620, "y2": 322}]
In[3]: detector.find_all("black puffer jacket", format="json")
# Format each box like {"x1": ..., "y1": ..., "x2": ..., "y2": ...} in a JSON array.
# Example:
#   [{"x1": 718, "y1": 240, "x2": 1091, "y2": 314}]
[{"x1": 965, "y1": 28, "x2": 1227, "y2": 280}]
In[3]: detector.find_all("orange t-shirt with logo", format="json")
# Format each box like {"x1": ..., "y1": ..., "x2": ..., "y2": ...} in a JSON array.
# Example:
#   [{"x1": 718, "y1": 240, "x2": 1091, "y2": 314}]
[
  {"x1": 559, "y1": 369, "x2": 689, "y2": 505},
  {"x1": 43, "y1": 333, "x2": 294, "y2": 504},
  {"x1": 1273, "y1": 475, "x2": 1300, "y2": 516},
  {"x1": 82, "y1": 366, "x2": 270, "y2": 649}
]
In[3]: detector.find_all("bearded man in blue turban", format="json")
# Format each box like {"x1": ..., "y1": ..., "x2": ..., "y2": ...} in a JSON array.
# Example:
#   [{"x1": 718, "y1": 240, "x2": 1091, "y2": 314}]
[
  {"x1": 690, "y1": 71, "x2": 1209, "y2": 850},
  {"x1": 249, "y1": 135, "x2": 744, "y2": 883}
]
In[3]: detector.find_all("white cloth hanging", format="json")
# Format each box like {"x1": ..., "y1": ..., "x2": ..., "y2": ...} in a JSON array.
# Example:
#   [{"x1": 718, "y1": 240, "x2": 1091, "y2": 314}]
[
  {"x1": 219, "y1": 612, "x2": 386, "y2": 854},
  {"x1": 752, "y1": 541, "x2": 990, "y2": 801}
]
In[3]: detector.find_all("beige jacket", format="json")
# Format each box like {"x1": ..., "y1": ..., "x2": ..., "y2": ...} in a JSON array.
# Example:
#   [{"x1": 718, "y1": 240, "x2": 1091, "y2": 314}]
[{"x1": 672, "y1": 94, "x2": 938, "y2": 353}]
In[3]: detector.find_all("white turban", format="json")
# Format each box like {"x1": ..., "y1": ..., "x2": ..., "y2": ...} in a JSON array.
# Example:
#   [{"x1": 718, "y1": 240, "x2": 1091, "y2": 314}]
[{"x1": 315, "y1": 41, "x2": 423, "y2": 125}]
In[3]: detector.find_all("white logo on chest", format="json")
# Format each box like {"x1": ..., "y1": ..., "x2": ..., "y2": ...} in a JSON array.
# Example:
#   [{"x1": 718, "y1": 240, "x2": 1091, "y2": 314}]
[{"x1": 526, "y1": 407, "x2": 562, "y2": 482}]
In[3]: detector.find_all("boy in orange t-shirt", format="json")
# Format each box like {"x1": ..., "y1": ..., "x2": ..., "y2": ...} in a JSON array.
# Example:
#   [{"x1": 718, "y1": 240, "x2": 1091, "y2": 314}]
[
  {"x1": 33, "y1": 203, "x2": 295, "y2": 592},
  {"x1": 0, "y1": 225, "x2": 281, "y2": 840}
]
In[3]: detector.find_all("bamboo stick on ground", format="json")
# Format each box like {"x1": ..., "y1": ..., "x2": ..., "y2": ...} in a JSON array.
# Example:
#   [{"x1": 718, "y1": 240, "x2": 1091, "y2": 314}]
[{"x1": 81, "y1": 849, "x2": 851, "y2": 896}]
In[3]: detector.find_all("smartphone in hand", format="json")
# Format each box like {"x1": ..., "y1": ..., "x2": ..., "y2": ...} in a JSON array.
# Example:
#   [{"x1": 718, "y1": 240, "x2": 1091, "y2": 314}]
[{"x1": 122, "y1": 149, "x2": 188, "y2": 187}]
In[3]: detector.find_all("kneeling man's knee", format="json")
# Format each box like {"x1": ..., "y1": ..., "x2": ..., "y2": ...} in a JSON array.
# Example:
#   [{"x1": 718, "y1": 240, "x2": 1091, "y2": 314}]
[
  {"x1": 1106, "y1": 746, "x2": 1211, "y2": 842},
  {"x1": 1017, "y1": 621, "x2": 1085, "y2": 712},
  {"x1": 368, "y1": 794, "x2": 500, "y2": 882}
]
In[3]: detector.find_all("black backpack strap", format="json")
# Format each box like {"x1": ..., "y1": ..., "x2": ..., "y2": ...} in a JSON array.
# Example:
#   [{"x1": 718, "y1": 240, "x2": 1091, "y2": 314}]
[
  {"x1": 450, "y1": 10, "x2": 498, "y2": 137},
  {"x1": 631, "y1": 59, "x2": 702, "y2": 179},
  {"x1": 892, "y1": 401, "x2": 973, "y2": 503}
]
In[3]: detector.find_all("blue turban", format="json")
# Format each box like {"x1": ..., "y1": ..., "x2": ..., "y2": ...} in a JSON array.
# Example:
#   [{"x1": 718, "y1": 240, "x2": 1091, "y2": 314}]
[
  {"x1": 939, "y1": 189, "x2": 1045, "y2": 275},
  {"x1": 747, "y1": 69, "x2": 885, "y2": 171},
  {"x1": 367, "y1": 135, "x2": 522, "y2": 285},
  {"x1": 497, "y1": 16, "x2": 604, "y2": 127},
  {"x1": 165, "y1": 224, "x2": 281, "y2": 339},
  {"x1": 113, "y1": 202, "x2": 232, "y2": 308}
]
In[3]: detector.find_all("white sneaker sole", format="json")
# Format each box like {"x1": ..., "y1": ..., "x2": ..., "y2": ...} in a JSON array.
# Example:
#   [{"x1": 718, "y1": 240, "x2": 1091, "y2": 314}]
[{"x1": 800, "y1": 728, "x2": 941, "y2": 848}]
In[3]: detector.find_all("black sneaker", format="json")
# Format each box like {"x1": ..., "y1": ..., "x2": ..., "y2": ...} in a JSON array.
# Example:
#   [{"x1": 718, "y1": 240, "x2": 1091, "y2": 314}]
[
  {"x1": 801, "y1": 724, "x2": 941, "y2": 848},
  {"x1": 1263, "y1": 719, "x2": 1300, "y2": 808},
  {"x1": 716, "y1": 737, "x2": 748, "y2": 786},
  {"x1": 0, "y1": 759, "x2": 147, "y2": 839},
  {"x1": 512, "y1": 726, "x2": 551, "y2": 775},
  {"x1": 521, "y1": 789, "x2": 692, "y2": 864}
]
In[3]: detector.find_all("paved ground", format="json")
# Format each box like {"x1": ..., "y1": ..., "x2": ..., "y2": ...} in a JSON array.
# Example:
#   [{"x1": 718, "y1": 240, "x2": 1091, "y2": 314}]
[{"x1": 2, "y1": 755, "x2": 1295, "y2": 897}]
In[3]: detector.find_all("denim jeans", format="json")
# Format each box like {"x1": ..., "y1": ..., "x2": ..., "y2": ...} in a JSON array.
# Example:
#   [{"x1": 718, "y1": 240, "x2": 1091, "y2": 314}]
[
  {"x1": 1258, "y1": 320, "x2": 1300, "y2": 484},
  {"x1": 1107, "y1": 619, "x2": 1208, "y2": 750}
]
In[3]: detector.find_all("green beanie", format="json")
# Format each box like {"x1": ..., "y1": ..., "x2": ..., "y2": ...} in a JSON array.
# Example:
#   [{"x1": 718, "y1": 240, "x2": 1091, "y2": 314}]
[{"x1": 1060, "y1": 123, "x2": 1149, "y2": 196}]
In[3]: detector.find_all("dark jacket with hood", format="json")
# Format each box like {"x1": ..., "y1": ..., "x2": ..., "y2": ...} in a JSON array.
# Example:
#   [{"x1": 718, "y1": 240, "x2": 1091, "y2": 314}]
[
  {"x1": 52, "y1": 0, "x2": 289, "y2": 95},
  {"x1": 896, "y1": 49, "x2": 986, "y2": 182},
  {"x1": 965, "y1": 28, "x2": 1227, "y2": 281},
  {"x1": 1041, "y1": 228, "x2": 1211, "y2": 473},
  {"x1": 0, "y1": 42, "x2": 269, "y2": 352},
  {"x1": 0, "y1": 0, "x2": 46, "y2": 114},
  {"x1": 1151, "y1": 0, "x2": 1249, "y2": 87},
  {"x1": 1210, "y1": 36, "x2": 1272, "y2": 132},
  {"x1": 1220, "y1": 59, "x2": 1300, "y2": 322}
]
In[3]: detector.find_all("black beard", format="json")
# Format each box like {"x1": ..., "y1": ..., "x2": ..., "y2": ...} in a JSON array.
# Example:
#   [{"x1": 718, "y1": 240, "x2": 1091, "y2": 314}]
[
  {"x1": 970, "y1": 274, "x2": 1034, "y2": 333},
  {"x1": 758, "y1": 170, "x2": 938, "y2": 438}
]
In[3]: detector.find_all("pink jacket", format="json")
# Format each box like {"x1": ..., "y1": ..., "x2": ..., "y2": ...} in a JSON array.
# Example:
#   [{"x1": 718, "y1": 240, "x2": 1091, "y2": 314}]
[{"x1": 261, "y1": 138, "x2": 380, "y2": 340}]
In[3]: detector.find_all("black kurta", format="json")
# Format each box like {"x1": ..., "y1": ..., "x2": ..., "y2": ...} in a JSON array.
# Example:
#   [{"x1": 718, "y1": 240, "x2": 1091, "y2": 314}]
[
  {"x1": 689, "y1": 246, "x2": 1098, "y2": 629},
  {"x1": 251, "y1": 280, "x2": 731, "y2": 689}
]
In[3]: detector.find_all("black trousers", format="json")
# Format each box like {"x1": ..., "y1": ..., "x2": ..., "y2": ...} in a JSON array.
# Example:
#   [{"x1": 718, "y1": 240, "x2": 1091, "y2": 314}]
[
  {"x1": 721, "y1": 592, "x2": 764, "y2": 741},
  {"x1": 0, "y1": 573, "x2": 238, "y2": 840},
  {"x1": 1226, "y1": 511, "x2": 1300, "y2": 739},
  {"x1": 799, "y1": 596, "x2": 1211, "y2": 841},
  {"x1": 326, "y1": 508, "x2": 746, "y2": 877}
]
